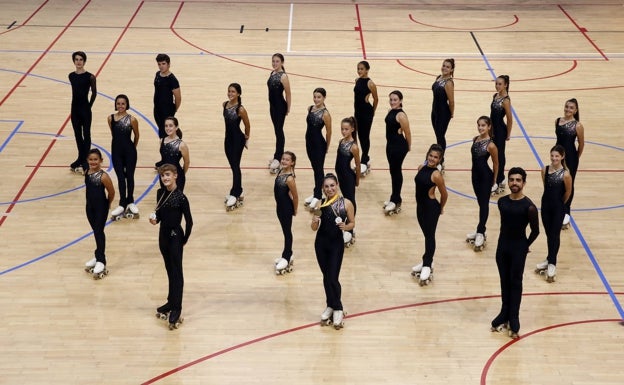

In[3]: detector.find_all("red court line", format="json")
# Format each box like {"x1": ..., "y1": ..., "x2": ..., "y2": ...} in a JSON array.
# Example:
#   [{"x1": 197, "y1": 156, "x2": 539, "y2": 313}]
[
  {"x1": 354, "y1": 4, "x2": 367, "y2": 60},
  {"x1": 558, "y1": 4, "x2": 608, "y2": 61},
  {"x1": 0, "y1": 1, "x2": 145, "y2": 228},
  {"x1": 0, "y1": 0, "x2": 49, "y2": 36},
  {"x1": 408, "y1": 13, "x2": 519, "y2": 30},
  {"x1": 397, "y1": 59, "x2": 578, "y2": 82}
]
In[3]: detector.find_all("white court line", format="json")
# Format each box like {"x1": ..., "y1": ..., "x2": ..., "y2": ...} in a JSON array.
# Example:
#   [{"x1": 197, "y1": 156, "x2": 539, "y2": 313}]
[{"x1": 287, "y1": 3, "x2": 293, "y2": 53}]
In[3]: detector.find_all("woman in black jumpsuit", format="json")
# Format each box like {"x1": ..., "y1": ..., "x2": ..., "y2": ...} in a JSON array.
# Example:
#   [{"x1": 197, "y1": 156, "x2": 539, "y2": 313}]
[
  {"x1": 384, "y1": 91, "x2": 411, "y2": 213},
  {"x1": 150, "y1": 164, "x2": 193, "y2": 329},
  {"x1": 274, "y1": 151, "x2": 298, "y2": 272},
  {"x1": 536, "y1": 145, "x2": 572, "y2": 282},
  {"x1": 490, "y1": 75, "x2": 512, "y2": 191},
  {"x1": 223, "y1": 83, "x2": 251, "y2": 203},
  {"x1": 267, "y1": 53, "x2": 291, "y2": 171},
  {"x1": 412, "y1": 144, "x2": 448, "y2": 283},
  {"x1": 430, "y1": 58, "x2": 454, "y2": 167},
  {"x1": 304, "y1": 88, "x2": 331, "y2": 209},
  {"x1": 555, "y1": 98, "x2": 585, "y2": 225},
  {"x1": 311, "y1": 174, "x2": 355, "y2": 329},
  {"x1": 468, "y1": 116, "x2": 498, "y2": 246},
  {"x1": 335, "y1": 117, "x2": 360, "y2": 244},
  {"x1": 84, "y1": 149, "x2": 114, "y2": 276},
  {"x1": 108, "y1": 94, "x2": 139, "y2": 216},
  {"x1": 159, "y1": 117, "x2": 190, "y2": 192},
  {"x1": 353, "y1": 61, "x2": 378, "y2": 172}
]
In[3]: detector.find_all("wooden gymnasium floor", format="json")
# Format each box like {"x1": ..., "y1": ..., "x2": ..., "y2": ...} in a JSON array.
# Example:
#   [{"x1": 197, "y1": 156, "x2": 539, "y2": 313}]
[{"x1": 1, "y1": 0, "x2": 623, "y2": 384}]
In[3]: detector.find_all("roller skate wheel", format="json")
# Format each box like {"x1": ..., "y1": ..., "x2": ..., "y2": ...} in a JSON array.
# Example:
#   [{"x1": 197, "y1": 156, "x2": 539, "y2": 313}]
[
  {"x1": 546, "y1": 276, "x2": 556, "y2": 283},
  {"x1": 320, "y1": 319, "x2": 333, "y2": 326},
  {"x1": 85, "y1": 267, "x2": 94, "y2": 273}
]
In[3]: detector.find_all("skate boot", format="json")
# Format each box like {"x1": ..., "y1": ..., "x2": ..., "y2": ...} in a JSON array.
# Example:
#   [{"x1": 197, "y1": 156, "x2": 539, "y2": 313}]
[
  {"x1": 473, "y1": 233, "x2": 486, "y2": 251},
  {"x1": 535, "y1": 259, "x2": 548, "y2": 275},
  {"x1": 546, "y1": 264, "x2": 556, "y2": 283},
  {"x1": 308, "y1": 197, "x2": 320, "y2": 212},
  {"x1": 275, "y1": 257, "x2": 294, "y2": 275},
  {"x1": 343, "y1": 231, "x2": 355, "y2": 248},
  {"x1": 111, "y1": 205, "x2": 125, "y2": 221},
  {"x1": 303, "y1": 195, "x2": 314, "y2": 207},
  {"x1": 418, "y1": 266, "x2": 433, "y2": 286},
  {"x1": 359, "y1": 162, "x2": 370, "y2": 176},
  {"x1": 268, "y1": 158, "x2": 280, "y2": 174},
  {"x1": 320, "y1": 307, "x2": 334, "y2": 326},
  {"x1": 492, "y1": 180, "x2": 505, "y2": 196},
  {"x1": 92, "y1": 261, "x2": 108, "y2": 280},
  {"x1": 562, "y1": 214, "x2": 571, "y2": 230},
  {"x1": 466, "y1": 232, "x2": 476, "y2": 245},
  {"x1": 436, "y1": 163, "x2": 445, "y2": 174},
  {"x1": 332, "y1": 310, "x2": 345, "y2": 330},
  {"x1": 84, "y1": 257, "x2": 97, "y2": 273},
  {"x1": 410, "y1": 262, "x2": 423, "y2": 278},
  {"x1": 156, "y1": 303, "x2": 171, "y2": 320},
  {"x1": 125, "y1": 203, "x2": 140, "y2": 219},
  {"x1": 508, "y1": 330, "x2": 520, "y2": 339},
  {"x1": 383, "y1": 201, "x2": 401, "y2": 216},
  {"x1": 490, "y1": 322, "x2": 509, "y2": 333},
  {"x1": 168, "y1": 309, "x2": 183, "y2": 330},
  {"x1": 225, "y1": 195, "x2": 243, "y2": 211}
]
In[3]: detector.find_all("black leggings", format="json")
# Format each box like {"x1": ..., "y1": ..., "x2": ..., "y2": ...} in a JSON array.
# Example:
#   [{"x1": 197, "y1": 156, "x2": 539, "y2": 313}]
[
  {"x1": 306, "y1": 138, "x2": 326, "y2": 200},
  {"x1": 472, "y1": 169, "x2": 493, "y2": 234},
  {"x1": 493, "y1": 240, "x2": 528, "y2": 333},
  {"x1": 225, "y1": 132, "x2": 246, "y2": 197},
  {"x1": 431, "y1": 109, "x2": 451, "y2": 152},
  {"x1": 417, "y1": 198, "x2": 441, "y2": 267},
  {"x1": 276, "y1": 208, "x2": 293, "y2": 261},
  {"x1": 112, "y1": 145, "x2": 137, "y2": 207},
  {"x1": 565, "y1": 157, "x2": 578, "y2": 216},
  {"x1": 154, "y1": 105, "x2": 176, "y2": 139},
  {"x1": 270, "y1": 101, "x2": 287, "y2": 161},
  {"x1": 355, "y1": 105, "x2": 374, "y2": 165},
  {"x1": 493, "y1": 125, "x2": 507, "y2": 185},
  {"x1": 386, "y1": 142, "x2": 408, "y2": 204},
  {"x1": 315, "y1": 235, "x2": 344, "y2": 310},
  {"x1": 541, "y1": 203, "x2": 565, "y2": 265},
  {"x1": 159, "y1": 227, "x2": 185, "y2": 311},
  {"x1": 86, "y1": 202, "x2": 108, "y2": 264},
  {"x1": 71, "y1": 108, "x2": 92, "y2": 168}
]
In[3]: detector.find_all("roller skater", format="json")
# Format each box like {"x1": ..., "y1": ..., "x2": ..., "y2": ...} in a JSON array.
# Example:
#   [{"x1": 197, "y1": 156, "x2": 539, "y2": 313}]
[
  {"x1": 539, "y1": 145, "x2": 571, "y2": 283},
  {"x1": 149, "y1": 164, "x2": 193, "y2": 332},
  {"x1": 153, "y1": 53, "x2": 181, "y2": 139},
  {"x1": 275, "y1": 257, "x2": 294, "y2": 275},
  {"x1": 431, "y1": 59, "x2": 455, "y2": 170},
  {"x1": 84, "y1": 149, "x2": 114, "y2": 280},
  {"x1": 68, "y1": 51, "x2": 97, "y2": 174},
  {"x1": 125, "y1": 203, "x2": 140, "y2": 219},
  {"x1": 320, "y1": 306, "x2": 333, "y2": 326},
  {"x1": 312, "y1": 174, "x2": 354, "y2": 331},
  {"x1": 335, "y1": 116, "x2": 360, "y2": 244},
  {"x1": 110, "y1": 205, "x2": 125, "y2": 221},
  {"x1": 274, "y1": 151, "x2": 298, "y2": 272},
  {"x1": 92, "y1": 261, "x2": 108, "y2": 280},
  {"x1": 384, "y1": 90, "x2": 411, "y2": 217},
  {"x1": 155, "y1": 303, "x2": 171, "y2": 320},
  {"x1": 413, "y1": 144, "x2": 447, "y2": 286},
  {"x1": 223, "y1": 83, "x2": 250, "y2": 207},
  {"x1": 490, "y1": 75, "x2": 512, "y2": 192},
  {"x1": 158, "y1": 117, "x2": 190, "y2": 192},
  {"x1": 353, "y1": 61, "x2": 378, "y2": 178},
  {"x1": 383, "y1": 201, "x2": 401, "y2": 216},
  {"x1": 490, "y1": 167, "x2": 540, "y2": 339},
  {"x1": 305, "y1": 88, "x2": 331, "y2": 212},
  {"x1": 168, "y1": 309, "x2": 183, "y2": 330},
  {"x1": 267, "y1": 53, "x2": 291, "y2": 175}
]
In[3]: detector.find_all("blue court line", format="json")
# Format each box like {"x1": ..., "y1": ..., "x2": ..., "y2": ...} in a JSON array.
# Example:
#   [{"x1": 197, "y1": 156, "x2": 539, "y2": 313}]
[
  {"x1": 475, "y1": 36, "x2": 624, "y2": 319},
  {"x1": 0, "y1": 173, "x2": 159, "y2": 276},
  {"x1": 0, "y1": 120, "x2": 24, "y2": 153}
]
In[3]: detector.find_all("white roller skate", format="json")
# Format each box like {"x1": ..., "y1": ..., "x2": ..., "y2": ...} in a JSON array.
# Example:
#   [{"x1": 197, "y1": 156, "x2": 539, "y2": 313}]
[
  {"x1": 320, "y1": 307, "x2": 334, "y2": 326},
  {"x1": 84, "y1": 257, "x2": 97, "y2": 273},
  {"x1": 535, "y1": 259, "x2": 548, "y2": 275},
  {"x1": 268, "y1": 158, "x2": 280, "y2": 174},
  {"x1": 466, "y1": 232, "x2": 476, "y2": 244},
  {"x1": 125, "y1": 203, "x2": 139, "y2": 219},
  {"x1": 490, "y1": 322, "x2": 509, "y2": 333},
  {"x1": 155, "y1": 303, "x2": 171, "y2": 320},
  {"x1": 343, "y1": 231, "x2": 355, "y2": 248},
  {"x1": 275, "y1": 257, "x2": 294, "y2": 275},
  {"x1": 562, "y1": 214, "x2": 570, "y2": 230},
  {"x1": 303, "y1": 195, "x2": 314, "y2": 207},
  {"x1": 473, "y1": 233, "x2": 486, "y2": 251},
  {"x1": 92, "y1": 261, "x2": 108, "y2": 280},
  {"x1": 358, "y1": 162, "x2": 370, "y2": 176},
  {"x1": 111, "y1": 205, "x2": 125, "y2": 221},
  {"x1": 308, "y1": 197, "x2": 320, "y2": 212},
  {"x1": 491, "y1": 180, "x2": 505, "y2": 196},
  {"x1": 383, "y1": 201, "x2": 401, "y2": 216},
  {"x1": 332, "y1": 310, "x2": 345, "y2": 330},
  {"x1": 168, "y1": 309, "x2": 184, "y2": 330},
  {"x1": 546, "y1": 264, "x2": 556, "y2": 283},
  {"x1": 418, "y1": 266, "x2": 433, "y2": 286},
  {"x1": 411, "y1": 262, "x2": 434, "y2": 283},
  {"x1": 225, "y1": 194, "x2": 244, "y2": 211},
  {"x1": 436, "y1": 163, "x2": 445, "y2": 174}
]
